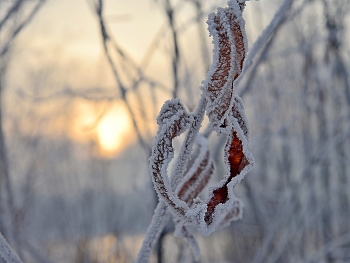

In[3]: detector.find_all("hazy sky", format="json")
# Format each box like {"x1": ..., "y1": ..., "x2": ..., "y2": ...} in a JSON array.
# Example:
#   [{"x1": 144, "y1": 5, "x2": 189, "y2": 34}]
[
  {"x1": 4, "y1": 0, "x2": 167, "y2": 153},
  {"x1": 5, "y1": 0, "x2": 271, "y2": 156},
  {"x1": 18, "y1": 0, "x2": 164, "y2": 62}
]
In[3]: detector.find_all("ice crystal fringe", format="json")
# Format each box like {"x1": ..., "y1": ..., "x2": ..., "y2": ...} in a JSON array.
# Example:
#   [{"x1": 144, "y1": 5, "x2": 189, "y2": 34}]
[{"x1": 140, "y1": 1, "x2": 254, "y2": 262}]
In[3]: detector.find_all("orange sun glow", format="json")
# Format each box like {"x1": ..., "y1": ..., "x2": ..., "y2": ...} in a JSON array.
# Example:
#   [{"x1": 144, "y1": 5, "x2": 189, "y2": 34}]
[
  {"x1": 73, "y1": 102, "x2": 132, "y2": 154},
  {"x1": 97, "y1": 107, "x2": 131, "y2": 152}
]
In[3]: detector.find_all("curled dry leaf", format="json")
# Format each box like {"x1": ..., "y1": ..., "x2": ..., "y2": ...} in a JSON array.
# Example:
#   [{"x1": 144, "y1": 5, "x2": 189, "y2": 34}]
[
  {"x1": 205, "y1": 132, "x2": 248, "y2": 225},
  {"x1": 204, "y1": 96, "x2": 254, "y2": 228},
  {"x1": 202, "y1": 0, "x2": 247, "y2": 130}
]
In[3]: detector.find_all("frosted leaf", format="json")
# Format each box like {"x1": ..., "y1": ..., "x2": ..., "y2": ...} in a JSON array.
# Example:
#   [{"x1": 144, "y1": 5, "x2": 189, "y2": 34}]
[
  {"x1": 176, "y1": 135, "x2": 215, "y2": 206},
  {"x1": 203, "y1": 132, "x2": 244, "y2": 224},
  {"x1": 202, "y1": 0, "x2": 247, "y2": 130}
]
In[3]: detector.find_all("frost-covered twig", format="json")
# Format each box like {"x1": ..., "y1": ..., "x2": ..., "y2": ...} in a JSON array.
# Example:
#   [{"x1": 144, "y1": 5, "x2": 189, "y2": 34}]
[
  {"x1": 136, "y1": 202, "x2": 169, "y2": 263},
  {"x1": 0, "y1": 232, "x2": 23, "y2": 263}
]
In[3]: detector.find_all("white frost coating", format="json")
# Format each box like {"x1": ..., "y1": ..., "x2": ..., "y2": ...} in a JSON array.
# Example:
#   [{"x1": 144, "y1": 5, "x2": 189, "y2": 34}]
[
  {"x1": 203, "y1": 12, "x2": 219, "y2": 87},
  {"x1": 0, "y1": 232, "x2": 23, "y2": 263}
]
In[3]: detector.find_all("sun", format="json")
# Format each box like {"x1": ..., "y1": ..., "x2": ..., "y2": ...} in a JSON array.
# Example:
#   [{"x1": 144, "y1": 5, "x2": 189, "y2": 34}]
[
  {"x1": 97, "y1": 105, "x2": 131, "y2": 153},
  {"x1": 72, "y1": 102, "x2": 133, "y2": 155}
]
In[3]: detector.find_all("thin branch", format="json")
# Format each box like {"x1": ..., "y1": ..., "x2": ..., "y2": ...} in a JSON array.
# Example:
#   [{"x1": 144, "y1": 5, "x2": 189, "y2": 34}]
[
  {"x1": 0, "y1": 0, "x2": 46, "y2": 57},
  {"x1": 163, "y1": 0, "x2": 181, "y2": 98},
  {"x1": 0, "y1": 0, "x2": 23, "y2": 30}
]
